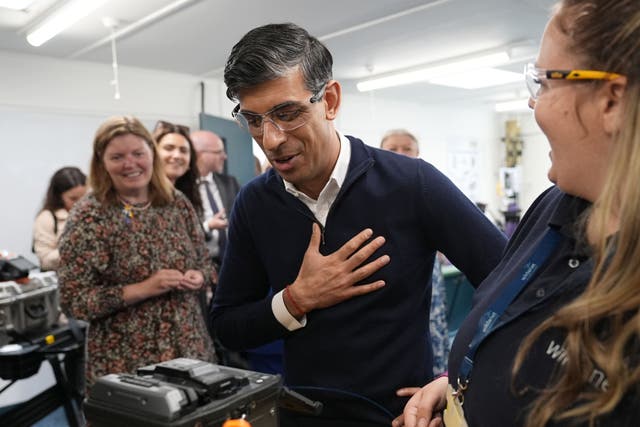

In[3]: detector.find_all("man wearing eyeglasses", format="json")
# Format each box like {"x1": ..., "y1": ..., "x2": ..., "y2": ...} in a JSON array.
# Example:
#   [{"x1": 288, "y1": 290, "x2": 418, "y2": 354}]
[
  {"x1": 191, "y1": 130, "x2": 240, "y2": 268},
  {"x1": 210, "y1": 23, "x2": 506, "y2": 427}
]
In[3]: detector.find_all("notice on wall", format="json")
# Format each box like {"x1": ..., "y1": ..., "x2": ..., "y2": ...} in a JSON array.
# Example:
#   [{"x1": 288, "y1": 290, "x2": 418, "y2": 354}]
[{"x1": 446, "y1": 137, "x2": 479, "y2": 202}]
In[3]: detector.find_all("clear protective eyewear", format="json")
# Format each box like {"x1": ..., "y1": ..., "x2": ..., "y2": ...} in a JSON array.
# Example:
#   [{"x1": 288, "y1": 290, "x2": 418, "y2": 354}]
[
  {"x1": 232, "y1": 83, "x2": 327, "y2": 136},
  {"x1": 525, "y1": 63, "x2": 623, "y2": 100}
]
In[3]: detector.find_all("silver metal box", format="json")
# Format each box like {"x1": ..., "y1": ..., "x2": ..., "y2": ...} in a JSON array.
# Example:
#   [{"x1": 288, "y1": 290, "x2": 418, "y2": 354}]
[{"x1": 0, "y1": 271, "x2": 60, "y2": 343}]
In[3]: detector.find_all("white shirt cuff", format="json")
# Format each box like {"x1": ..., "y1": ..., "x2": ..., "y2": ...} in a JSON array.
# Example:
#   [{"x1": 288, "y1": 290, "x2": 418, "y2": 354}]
[{"x1": 272, "y1": 289, "x2": 306, "y2": 331}]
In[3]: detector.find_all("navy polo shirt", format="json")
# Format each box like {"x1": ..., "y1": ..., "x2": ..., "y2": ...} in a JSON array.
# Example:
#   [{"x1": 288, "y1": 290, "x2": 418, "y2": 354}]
[{"x1": 448, "y1": 187, "x2": 594, "y2": 426}]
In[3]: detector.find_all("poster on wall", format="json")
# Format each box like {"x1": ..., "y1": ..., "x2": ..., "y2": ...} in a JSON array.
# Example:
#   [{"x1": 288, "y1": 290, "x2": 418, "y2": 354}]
[{"x1": 446, "y1": 137, "x2": 479, "y2": 202}]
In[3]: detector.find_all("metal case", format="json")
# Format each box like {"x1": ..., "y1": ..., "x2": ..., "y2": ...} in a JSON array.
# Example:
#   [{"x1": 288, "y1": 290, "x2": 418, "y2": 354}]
[
  {"x1": 85, "y1": 359, "x2": 281, "y2": 427},
  {"x1": 0, "y1": 271, "x2": 60, "y2": 344}
]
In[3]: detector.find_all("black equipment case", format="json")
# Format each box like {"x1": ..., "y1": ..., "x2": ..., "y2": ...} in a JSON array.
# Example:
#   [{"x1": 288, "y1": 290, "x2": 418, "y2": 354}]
[{"x1": 84, "y1": 358, "x2": 282, "y2": 427}]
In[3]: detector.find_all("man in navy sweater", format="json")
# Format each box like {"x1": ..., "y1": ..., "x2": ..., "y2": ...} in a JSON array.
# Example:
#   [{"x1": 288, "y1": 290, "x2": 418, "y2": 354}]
[{"x1": 211, "y1": 23, "x2": 506, "y2": 426}]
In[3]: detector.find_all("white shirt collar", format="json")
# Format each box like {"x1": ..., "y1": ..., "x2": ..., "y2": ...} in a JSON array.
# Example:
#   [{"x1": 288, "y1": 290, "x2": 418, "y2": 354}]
[
  {"x1": 199, "y1": 174, "x2": 214, "y2": 185},
  {"x1": 283, "y1": 131, "x2": 351, "y2": 199}
]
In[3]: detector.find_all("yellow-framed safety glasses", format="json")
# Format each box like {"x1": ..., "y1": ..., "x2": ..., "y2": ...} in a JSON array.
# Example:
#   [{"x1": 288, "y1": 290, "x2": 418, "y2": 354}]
[{"x1": 525, "y1": 63, "x2": 623, "y2": 99}]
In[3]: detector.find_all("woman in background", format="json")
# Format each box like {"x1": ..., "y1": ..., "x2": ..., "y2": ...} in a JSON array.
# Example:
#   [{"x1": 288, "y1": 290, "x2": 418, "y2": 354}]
[
  {"x1": 153, "y1": 120, "x2": 220, "y2": 333},
  {"x1": 397, "y1": 0, "x2": 639, "y2": 426},
  {"x1": 58, "y1": 116, "x2": 214, "y2": 389},
  {"x1": 32, "y1": 166, "x2": 86, "y2": 271},
  {"x1": 153, "y1": 120, "x2": 203, "y2": 218}
]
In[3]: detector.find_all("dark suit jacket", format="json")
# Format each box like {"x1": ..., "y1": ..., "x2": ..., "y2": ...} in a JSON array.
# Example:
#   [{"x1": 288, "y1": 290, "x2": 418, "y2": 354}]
[{"x1": 210, "y1": 172, "x2": 240, "y2": 214}]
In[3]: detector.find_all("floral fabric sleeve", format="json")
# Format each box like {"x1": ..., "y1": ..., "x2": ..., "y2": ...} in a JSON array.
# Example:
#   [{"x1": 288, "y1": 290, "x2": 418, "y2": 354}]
[{"x1": 58, "y1": 196, "x2": 126, "y2": 320}]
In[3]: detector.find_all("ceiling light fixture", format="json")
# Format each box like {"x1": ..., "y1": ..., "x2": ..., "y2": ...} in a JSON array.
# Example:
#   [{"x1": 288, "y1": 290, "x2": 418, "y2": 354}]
[
  {"x1": 357, "y1": 51, "x2": 524, "y2": 92},
  {"x1": 430, "y1": 68, "x2": 522, "y2": 89},
  {"x1": 0, "y1": 0, "x2": 36, "y2": 10},
  {"x1": 26, "y1": 0, "x2": 108, "y2": 47},
  {"x1": 495, "y1": 98, "x2": 531, "y2": 113}
]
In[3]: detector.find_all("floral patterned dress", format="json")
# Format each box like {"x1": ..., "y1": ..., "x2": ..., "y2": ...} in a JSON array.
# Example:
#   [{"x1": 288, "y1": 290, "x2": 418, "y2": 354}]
[
  {"x1": 429, "y1": 258, "x2": 449, "y2": 376},
  {"x1": 58, "y1": 191, "x2": 215, "y2": 389}
]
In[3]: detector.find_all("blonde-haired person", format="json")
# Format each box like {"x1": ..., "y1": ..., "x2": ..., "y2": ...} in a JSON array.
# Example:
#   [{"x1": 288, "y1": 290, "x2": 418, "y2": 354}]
[
  {"x1": 396, "y1": 1, "x2": 639, "y2": 426},
  {"x1": 58, "y1": 116, "x2": 215, "y2": 390}
]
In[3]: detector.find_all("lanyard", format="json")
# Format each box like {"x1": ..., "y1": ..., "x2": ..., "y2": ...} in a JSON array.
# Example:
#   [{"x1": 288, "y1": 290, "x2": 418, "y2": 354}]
[{"x1": 457, "y1": 227, "x2": 562, "y2": 388}]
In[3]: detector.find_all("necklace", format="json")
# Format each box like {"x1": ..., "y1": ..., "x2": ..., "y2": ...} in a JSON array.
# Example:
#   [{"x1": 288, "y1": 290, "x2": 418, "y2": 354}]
[{"x1": 119, "y1": 196, "x2": 151, "y2": 224}]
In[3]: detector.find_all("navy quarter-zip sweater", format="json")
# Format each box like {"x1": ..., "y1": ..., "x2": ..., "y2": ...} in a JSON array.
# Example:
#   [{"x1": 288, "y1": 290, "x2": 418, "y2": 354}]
[{"x1": 211, "y1": 136, "x2": 506, "y2": 424}]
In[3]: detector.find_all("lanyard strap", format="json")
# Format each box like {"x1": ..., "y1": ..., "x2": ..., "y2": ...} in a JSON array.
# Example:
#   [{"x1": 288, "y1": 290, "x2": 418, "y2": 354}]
[{"x1": 458, "y1": 227, "x2": 562, "y2": 385}]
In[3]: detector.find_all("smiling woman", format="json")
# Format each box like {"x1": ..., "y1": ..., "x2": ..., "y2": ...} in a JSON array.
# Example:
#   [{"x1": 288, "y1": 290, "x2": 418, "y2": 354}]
[
  {"x1": 153, "y1": 120, "x2": 203, "y2": 218},
  {"x1": 156, "y1": 133, "x2": 190, "y2": 181},
  {"x1": 102, "y1": 133, "x2": 154, "y2": 202},
  {"x1": 398, "y1": 1, "x2": 640, "y2": 426},
  {"x1": 57, "y1": 116, "x2": 215, "y2": 392}
]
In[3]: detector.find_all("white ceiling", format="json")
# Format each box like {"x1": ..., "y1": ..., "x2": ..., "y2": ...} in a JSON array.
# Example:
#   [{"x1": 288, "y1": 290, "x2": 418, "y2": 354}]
[{"x1": 0, "y1": 0, "x2": 556, "y2": 105}]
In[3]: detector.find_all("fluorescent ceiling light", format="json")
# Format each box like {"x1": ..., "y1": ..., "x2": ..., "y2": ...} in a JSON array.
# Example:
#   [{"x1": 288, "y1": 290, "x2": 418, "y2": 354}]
[
  {"x1": 495, "y1": 98, "x2": 531, "y2": 112},
  {"x1": 27, "y1": 0, "x2": 108, "y2": 47},
  {"x1": 357, "y1": 52, "x2": 510, "y2": 92},
  {"x1": 0, "y1": 0, "x2": 36, "y2": 10},
  {"x1": 430, "y1": 68, "x2": 523, "y2": 89}
]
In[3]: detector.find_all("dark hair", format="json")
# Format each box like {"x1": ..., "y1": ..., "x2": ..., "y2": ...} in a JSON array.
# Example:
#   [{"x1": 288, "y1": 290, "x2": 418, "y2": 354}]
[
  {"x1": 224, "y1": 23, "x2": 333, "y2": 101},
  {"x1": 42, "y1": 167, "x2": 86, "y2": 212},
  {"x1": 153, "y1": 121, "x2": 203, "y2": 218}
]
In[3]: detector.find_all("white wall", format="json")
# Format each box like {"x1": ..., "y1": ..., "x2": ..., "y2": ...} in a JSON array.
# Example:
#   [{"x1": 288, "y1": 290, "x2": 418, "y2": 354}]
[
  {"x1": 0, "y1": 50, "x2": 239, "y2": 404},
  {"x1": 0, "y1": 50, "x2": 551, "y2": 263},
  {"x1": 1, "y1": 49, "x2": 554, "y2": 405},
  {"x1": 337, "y1": 93, "x2": 552, "y2": 226},
  {"x1": 0, "y1": 50, "x2": 233, "y2": 261},
  {"x1": 338, "y1": 92, "x2": 503, "y2": 217}
]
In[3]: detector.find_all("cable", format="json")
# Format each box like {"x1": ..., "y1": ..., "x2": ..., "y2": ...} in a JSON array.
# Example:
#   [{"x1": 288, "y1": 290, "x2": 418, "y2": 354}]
[
  {"x1": 0, "y1": 380, "x2": 16, "y2": 394},
  {"x1": 288, "y1": 385, "x2": 395, "y2": 420}
]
